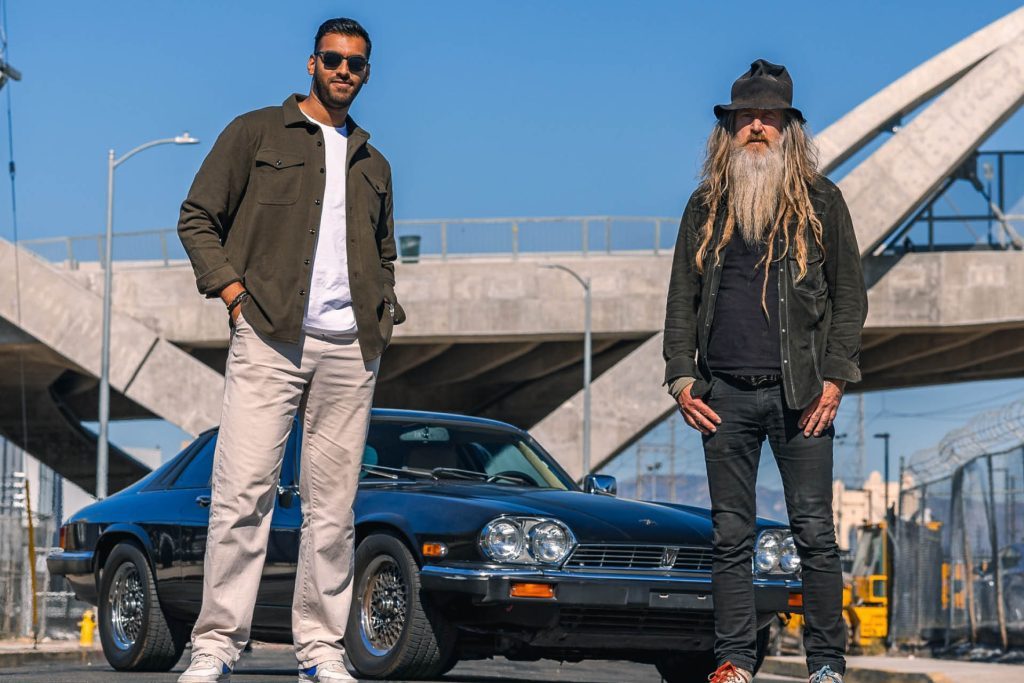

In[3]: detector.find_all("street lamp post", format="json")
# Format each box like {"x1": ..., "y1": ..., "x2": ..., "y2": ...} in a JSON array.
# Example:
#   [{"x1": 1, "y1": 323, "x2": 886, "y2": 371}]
[
  {"x1": 96, "y1": 133, "x2": 199, "y2": 500},
  {"x1": 873, "y1": 432, "x2": 891, "y2": 518},
  {"x1": 540, "y1": 264, "x2": 592, "y2": 479}
]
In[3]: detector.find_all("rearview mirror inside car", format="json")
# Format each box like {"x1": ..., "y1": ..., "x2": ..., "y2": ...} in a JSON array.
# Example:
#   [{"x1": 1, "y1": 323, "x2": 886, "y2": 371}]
[{"x1": 399, "y1": 426, "x2": 451, "y2": 443}]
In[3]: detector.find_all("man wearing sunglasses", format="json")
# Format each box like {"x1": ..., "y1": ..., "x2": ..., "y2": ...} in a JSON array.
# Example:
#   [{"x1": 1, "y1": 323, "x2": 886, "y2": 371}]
[{"x1": 177, "y1": 17, "x2": 404, "y2": 683}]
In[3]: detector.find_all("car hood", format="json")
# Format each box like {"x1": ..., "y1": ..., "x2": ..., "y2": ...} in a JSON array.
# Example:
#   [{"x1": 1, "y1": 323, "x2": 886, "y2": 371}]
[{"x1": 364, "y1": 483, "x2": 716, "y2": 545}]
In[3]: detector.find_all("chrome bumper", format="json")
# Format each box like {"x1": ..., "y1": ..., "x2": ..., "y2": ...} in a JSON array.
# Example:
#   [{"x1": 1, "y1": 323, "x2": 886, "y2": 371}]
[
  {"x1": 46, "y1": 549, "x2": 94, "y2": 576},
  {"x1": 419, "y1": 565, "x2": 800, "y2": 611}
]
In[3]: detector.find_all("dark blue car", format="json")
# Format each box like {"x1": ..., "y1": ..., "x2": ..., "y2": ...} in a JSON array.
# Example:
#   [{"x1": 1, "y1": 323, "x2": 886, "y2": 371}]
[{"x1": 48, "y1": 409, "x2": 801, "y2": 681}]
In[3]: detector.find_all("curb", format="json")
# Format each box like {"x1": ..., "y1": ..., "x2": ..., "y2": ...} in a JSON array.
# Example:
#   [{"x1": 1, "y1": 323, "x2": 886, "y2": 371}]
[
  {"x1": 0, "y1": 648, "x2": 104, "y2": 669},
  {"x1": 762, "y1": 658, "x2": 955, "y2": 683}
]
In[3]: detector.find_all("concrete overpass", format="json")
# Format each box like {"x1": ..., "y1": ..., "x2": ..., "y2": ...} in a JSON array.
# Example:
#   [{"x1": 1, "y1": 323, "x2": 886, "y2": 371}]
[
  {"x1": 2, "y1": 245, "x2": 1022, "y2": 489},
  {"x1": 3, "y1": 7, "x2": 1024, "y2": 490}
]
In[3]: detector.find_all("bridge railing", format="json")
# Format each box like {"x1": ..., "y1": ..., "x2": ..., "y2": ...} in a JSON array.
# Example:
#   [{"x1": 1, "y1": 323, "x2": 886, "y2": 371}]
[{"x1": 17, "y1": 216, "x2": 681, "y2": 269}]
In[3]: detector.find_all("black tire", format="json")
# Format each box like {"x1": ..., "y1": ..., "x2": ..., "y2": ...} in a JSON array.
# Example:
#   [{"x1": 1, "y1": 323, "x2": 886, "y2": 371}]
[
  {"x1": 437, "y1": 645, "x2": 461, "y2": 677},
  {"x1": 98, "y1": 542, "x2": 187, "y2": 671},
  {"x1": 753, "y1": 622, "x2": 770, "y2": 673},
  {"x1": 656, "y1": 649, "x2": 716, "y2": 683},
  {"x1": 656, "y1": 624, "x2": 771, "y2": 683},
  {"x1": 345, "y1": 533, "x2": 456, "y2": 680}
]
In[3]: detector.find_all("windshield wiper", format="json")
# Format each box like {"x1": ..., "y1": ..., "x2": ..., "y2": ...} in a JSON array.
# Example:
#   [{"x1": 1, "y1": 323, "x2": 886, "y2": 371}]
[
  {"x1": 361, "y1": 464, "x2": 434, "y2": 480},
  {"x1": 430, "y1": 467, "x2": 521, "y2": 484}
]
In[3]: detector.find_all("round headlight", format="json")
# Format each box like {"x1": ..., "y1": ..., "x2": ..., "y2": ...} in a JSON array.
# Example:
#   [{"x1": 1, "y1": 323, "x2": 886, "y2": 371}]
[
  {"x1": 529, "y1": 522, "x2": 570, "y2": 564},
  {"x1": 779, "y1": 533, "x2": 801, "y2": 573},
  {"x1": 754, "y1": 532, "x2": 781, "y2": 573},
  {"x1": 481, "y1": 519, "x2": 525, "y2": 562}
]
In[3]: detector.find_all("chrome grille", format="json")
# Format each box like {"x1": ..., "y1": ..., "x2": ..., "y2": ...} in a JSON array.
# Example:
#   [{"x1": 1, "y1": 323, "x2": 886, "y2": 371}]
[{"x1": 564, "y1": 544, "x2": 712, "y2": 572}]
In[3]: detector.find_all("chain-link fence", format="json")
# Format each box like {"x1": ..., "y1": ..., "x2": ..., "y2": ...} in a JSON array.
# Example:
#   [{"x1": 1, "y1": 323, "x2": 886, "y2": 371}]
[
  {"x1": 894, "y1": 446, "x2": 1024, "y2": 649},
  {"x1": 0, "y1": 441, "x2": 90, "y2": 640}
]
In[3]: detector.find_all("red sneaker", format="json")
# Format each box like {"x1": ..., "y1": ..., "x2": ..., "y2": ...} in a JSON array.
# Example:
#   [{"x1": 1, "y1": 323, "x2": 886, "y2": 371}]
[{"x1": 708, "y1": 662, "x2": 753, "y2": 683}]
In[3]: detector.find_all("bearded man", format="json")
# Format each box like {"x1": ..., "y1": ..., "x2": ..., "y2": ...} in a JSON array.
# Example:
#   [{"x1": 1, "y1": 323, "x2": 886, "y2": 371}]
[
  {"x1": 663, "y1": 60, "x2": 867, "y2": 683},
  {"x1": 177, "y1": 17, "x2": 404, "y2": 683}
]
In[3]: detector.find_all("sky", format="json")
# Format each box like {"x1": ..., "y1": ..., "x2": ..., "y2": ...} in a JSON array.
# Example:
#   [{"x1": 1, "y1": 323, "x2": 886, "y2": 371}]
[{"x1": 2, "y1": 1, "x2": 1024, "y2": 497}]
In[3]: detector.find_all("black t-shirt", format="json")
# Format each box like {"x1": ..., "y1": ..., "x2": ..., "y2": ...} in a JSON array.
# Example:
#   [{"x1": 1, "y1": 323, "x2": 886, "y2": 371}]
[{"x1": 706, "y1": 230, "x2": 782, "y2": 375}]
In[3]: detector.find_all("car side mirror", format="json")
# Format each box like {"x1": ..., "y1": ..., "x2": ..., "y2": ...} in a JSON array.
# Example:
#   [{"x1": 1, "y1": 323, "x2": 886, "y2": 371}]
[
  {"x1": 277, "y1": 484, "x2": 300, "y2": 508},
  {"x1": 584, "y1": 474, "x2": 617, "y2": 497}
]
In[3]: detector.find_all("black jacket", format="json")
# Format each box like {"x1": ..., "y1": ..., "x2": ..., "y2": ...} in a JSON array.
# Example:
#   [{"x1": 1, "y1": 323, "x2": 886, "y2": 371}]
[
  {"x1": 663, "y1": 177, "x2": 867, "y2": 410},
  {"x1": 178, "y1": 94, "x2": 405, "y2": 362}
]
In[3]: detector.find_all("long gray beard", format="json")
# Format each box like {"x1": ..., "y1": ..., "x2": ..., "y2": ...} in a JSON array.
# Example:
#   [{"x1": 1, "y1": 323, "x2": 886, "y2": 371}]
[{"x1": 728, "y1": 140, "x2": 785, "y2": 246}]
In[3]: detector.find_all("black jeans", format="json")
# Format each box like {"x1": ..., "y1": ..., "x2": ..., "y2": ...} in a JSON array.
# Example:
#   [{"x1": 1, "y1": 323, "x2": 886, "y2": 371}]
[{"x1": 701, "y1": 374, "x2": 846, "y2": 674}]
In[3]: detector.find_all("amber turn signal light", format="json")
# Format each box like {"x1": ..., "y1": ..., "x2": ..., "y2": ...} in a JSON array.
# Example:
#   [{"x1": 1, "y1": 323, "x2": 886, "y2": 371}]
[
  {"x1": 422, "y1": 542, "x2": 448, "y2": 558},
  {"x1": 788, "y1": 592, "x2": 803, "y2": 608},
  {"x1": 510, "y1": 583, "x2": 555, "y2": 599}
]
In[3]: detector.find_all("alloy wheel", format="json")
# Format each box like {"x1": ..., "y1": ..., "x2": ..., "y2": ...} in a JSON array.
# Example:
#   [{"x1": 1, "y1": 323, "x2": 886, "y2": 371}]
[{"x1": 359, "y1": 555, "x2": 408, "y2": 656}]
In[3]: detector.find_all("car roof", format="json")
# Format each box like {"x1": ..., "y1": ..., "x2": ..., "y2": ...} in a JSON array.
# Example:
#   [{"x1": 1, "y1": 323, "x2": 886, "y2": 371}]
[
  {"x1": 369, "y1": 408, "x2": 525, "y2": 433},
  {"x1": 195, "y1": 408, "x2": 528, "y2": 438}
]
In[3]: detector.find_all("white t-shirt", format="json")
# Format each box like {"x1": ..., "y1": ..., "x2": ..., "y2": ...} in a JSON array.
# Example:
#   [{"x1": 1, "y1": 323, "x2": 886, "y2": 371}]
[{"x1": 302, "y1": 112, "x2": 357, "y2": 335}]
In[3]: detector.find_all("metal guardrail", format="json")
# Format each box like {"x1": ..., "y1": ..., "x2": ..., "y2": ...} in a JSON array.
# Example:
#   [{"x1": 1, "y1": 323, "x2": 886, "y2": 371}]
[{"x1": 17, "y1": 216, "x2": 681, "y2": 269}]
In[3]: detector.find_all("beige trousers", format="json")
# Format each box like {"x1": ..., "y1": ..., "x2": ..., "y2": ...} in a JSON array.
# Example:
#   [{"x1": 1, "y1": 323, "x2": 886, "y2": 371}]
[{"x1": 190, "y1": 311, "x2": 379, "y2": 668}]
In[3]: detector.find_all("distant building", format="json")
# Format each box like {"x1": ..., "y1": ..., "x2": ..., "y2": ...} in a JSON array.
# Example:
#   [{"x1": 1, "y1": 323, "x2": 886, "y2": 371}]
[{"x1": 832, "y1": 470, "x2": 909, "y2": 551}]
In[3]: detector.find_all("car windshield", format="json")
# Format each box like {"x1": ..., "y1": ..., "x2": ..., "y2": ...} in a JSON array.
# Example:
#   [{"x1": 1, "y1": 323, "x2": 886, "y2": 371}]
[{"x1": 360, "y1": 421, "x2": 574, "y2": 490}]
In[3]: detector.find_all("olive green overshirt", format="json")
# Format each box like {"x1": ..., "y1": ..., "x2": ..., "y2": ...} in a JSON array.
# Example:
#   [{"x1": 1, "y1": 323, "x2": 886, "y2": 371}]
[{"x1": 178, "y1": 94, "x2": 405, "y2": 362}]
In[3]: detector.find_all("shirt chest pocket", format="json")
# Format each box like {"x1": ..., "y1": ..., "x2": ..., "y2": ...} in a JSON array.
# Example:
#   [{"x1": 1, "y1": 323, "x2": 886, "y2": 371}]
[
  {"x1": 789, "y1": 245, "x2": 826, "y2": 295},
  {"x1": 362, "y1": 170, "x2": 388, "y2": 229},
  {"x1": 254, "y1": 149, "x2": 305, "y2": 205}
]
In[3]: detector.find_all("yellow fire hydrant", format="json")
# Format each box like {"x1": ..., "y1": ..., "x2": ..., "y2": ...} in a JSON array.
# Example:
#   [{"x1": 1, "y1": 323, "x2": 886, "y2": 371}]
[{"x1": 78, "y1": 609, "x2": 96, "y2": 648}]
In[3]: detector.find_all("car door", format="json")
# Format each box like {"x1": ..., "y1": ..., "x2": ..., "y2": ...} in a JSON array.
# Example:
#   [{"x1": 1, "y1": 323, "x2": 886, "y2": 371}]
[
  {"x1": 252, "y1": 426, "x2": 302, "y2": 626},
  {"x1": 117, "y1": 436, "x2": 215, "y2": 616},
  {"x1": 175, "y1": 426, "x2": 300, "y2": 621},
  {"x1": 172, "y1": 433, "x2": 219, "y2": 616}
]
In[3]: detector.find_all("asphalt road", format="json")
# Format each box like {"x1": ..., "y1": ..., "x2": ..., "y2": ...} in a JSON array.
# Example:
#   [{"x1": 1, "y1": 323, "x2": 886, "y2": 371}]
[{"x1": 0, "y1": 645, "x2": 800, "y2": 682}]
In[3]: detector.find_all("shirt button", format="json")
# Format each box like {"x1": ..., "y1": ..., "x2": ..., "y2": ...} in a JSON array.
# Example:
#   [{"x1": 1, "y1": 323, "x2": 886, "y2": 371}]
[
  {"x1": 299, "y1": 289, "x2": 306, "y2": 296},
  {"x1": 316, "y1": 141, "x2": 323, "y2": 147},
  {"x1": 309, "y1": 228, "x2": 315, "y2": 234},
  {"x1": 314, "y1": 199, "x2": 321, "y2": 205},
  {"x1": 320, "y1": 168, "x2": 325, "y2": 173},
  {"x1": 304, "y1": 259, "x2": 310, "y2": 265}
]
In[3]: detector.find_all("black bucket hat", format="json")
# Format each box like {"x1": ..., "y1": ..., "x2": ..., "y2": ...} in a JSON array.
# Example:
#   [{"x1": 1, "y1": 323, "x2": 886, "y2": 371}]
[{"x1": 714, "y1": 58, "x2": 804, "y2": 123}]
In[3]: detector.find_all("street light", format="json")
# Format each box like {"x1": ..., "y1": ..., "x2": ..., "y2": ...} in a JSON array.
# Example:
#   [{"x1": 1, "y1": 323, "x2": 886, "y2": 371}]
[
  {"x1": 540, "y1": 264, "x2": 592, "y2": 479},
  {"x1": 873, "y1": 432, "x2": 891, "y2": 518},
  {"x1": 97, "y1": 132, "x2": 200, "y2": 500}
]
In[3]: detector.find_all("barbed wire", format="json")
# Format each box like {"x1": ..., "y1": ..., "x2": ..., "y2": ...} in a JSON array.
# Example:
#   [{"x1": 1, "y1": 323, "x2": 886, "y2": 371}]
[{"x1": 906, "y1": 396, "x2": 1024, "y2": 484}]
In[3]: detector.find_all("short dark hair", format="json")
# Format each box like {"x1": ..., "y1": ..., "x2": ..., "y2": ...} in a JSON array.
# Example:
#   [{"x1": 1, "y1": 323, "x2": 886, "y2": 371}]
[{"x1": 314, "y1": 17, "x2": 372, "y2": 58}]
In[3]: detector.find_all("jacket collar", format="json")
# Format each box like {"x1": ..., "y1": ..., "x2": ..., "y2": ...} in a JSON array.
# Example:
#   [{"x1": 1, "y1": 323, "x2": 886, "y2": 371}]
[{"x1": 282, "y1": 93, "x2": 370, "y2": 146}]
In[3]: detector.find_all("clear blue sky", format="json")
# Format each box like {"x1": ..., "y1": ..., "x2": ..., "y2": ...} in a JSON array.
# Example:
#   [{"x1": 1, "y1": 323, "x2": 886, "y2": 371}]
[{"x1": 3, "y1": 1, "x2": 1023, "y2": 487}]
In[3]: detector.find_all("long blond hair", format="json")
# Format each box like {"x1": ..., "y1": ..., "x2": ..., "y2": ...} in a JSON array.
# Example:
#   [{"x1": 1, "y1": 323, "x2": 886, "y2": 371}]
[{"x1": 693, "y1": 113, "x2": 824, "y2": 312}]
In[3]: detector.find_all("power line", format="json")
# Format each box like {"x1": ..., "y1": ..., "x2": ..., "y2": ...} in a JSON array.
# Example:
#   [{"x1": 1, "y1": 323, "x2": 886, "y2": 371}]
[{"x1": 0, "y1": 0, "x2": 28, "y2": 459}]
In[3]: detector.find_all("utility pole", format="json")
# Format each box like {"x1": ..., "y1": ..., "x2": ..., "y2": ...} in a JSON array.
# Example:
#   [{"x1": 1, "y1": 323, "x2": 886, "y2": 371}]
[
  {"x1": 874, "y1": 432, "x2": 892, "y2": 516},
  {"x1": 857, "y1": 394, "x2": 866, "y2": 486}
]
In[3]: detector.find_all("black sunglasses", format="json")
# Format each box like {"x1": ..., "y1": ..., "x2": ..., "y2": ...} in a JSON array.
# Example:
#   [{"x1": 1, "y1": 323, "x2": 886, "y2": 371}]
[{"x1": 315, "y1": 51, "x2": 368, "y2": 73}]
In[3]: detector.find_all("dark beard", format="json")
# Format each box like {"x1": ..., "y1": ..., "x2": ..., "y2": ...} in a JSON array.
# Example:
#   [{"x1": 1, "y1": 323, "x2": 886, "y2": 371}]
[{"x1": 312, "y1": 70, "x2": 361, "y2": 111}]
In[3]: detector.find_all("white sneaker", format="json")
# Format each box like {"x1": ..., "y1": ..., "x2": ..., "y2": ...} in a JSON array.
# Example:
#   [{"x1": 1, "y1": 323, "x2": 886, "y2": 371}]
[
  {"x1": 298, "y1": 659, "x2": 359, "y2": 682},
  {"x1": 178, "y1": 653, "x2": 232, "y2": 683},
  {"x1": 809, "y1": 665, "x2": 844, "y2": 683}
]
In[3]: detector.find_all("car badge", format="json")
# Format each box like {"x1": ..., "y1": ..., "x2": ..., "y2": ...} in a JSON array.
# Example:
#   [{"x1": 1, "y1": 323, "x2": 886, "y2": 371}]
[
  {"x1": 660, "y1": 547, "x2": 679, "y2": 569},
  {"x1": 640, "y1": 518, "x2": 657, "y2": 527}
]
